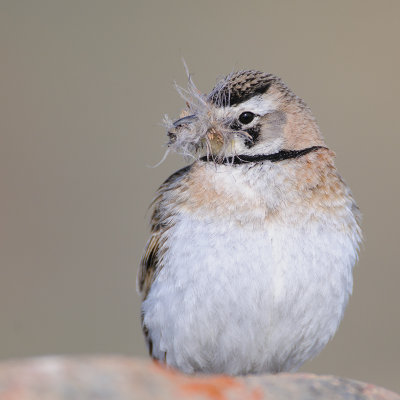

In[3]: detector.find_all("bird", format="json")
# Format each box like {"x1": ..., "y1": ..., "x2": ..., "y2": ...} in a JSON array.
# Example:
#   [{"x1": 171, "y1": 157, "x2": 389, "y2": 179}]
[{"x1": 138, "y1": 70, "x2": 362, "y2": 375}]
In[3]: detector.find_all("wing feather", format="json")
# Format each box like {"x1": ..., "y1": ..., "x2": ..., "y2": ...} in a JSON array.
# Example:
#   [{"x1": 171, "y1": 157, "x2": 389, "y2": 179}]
[
  {"x1": 138, "y1": 164, "x2": 192, "y2": 356},
  {"x1": 138, "y1": 164, "x2": 192, "y2": 301}
]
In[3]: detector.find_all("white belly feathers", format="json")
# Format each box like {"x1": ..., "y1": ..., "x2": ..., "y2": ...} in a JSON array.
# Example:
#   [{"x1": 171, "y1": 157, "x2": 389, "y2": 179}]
[{"x1": 142, "y1": 210, "x2": 356, "y2": 374}]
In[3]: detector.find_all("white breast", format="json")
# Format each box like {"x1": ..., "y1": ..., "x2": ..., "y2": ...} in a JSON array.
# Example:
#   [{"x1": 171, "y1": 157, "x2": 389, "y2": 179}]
[{"x1": 142, "y1": 201, "x2": 358, "y2": 374}]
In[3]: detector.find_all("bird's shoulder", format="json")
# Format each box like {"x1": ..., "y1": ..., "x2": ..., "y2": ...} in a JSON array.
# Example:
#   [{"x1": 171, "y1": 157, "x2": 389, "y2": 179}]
[{"x1": 138, "y1": 164, "x2": 192, "y2": 300}]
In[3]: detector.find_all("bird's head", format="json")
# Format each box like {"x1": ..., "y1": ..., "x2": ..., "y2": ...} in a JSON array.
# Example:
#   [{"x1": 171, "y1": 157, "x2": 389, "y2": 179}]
[{"x1": 165, "y1": 70, "x2": 325, "y2": 162}]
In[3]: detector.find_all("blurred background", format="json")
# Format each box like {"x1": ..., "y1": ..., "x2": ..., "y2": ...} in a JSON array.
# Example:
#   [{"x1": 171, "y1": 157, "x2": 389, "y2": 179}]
[{"x1": 1, "y1": 0, "x2": 399, "y2": 393}]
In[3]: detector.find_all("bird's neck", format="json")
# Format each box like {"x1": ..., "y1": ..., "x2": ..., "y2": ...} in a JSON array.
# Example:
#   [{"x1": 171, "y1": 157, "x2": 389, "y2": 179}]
[{"x1": 179, "y1": 147, "x2": 339, "y2": 226}]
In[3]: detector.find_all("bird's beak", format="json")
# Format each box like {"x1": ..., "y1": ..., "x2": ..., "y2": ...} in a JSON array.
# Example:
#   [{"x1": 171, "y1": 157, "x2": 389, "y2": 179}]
[
  {"x1": 168, "y1": 114, "x2": 198, "y2": 142},
  {"x1": 173, "y1": 114, "x2": 198, "y2": 128}
]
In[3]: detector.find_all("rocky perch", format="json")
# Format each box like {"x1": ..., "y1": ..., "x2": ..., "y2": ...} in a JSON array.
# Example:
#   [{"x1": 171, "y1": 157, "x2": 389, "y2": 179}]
[{"x1": 0, "y1": 357, "x2": 398, "y2": 400}]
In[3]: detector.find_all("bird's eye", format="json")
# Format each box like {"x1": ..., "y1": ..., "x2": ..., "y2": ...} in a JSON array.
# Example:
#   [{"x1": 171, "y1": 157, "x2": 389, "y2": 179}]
[{"x1": 238, "y1": 112, "x2": 255, "y2": 125}]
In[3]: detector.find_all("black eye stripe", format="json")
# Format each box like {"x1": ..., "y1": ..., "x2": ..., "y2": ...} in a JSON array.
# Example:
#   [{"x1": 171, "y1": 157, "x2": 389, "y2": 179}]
[
  {"x1": 230, "y1": 120, "x2": 241, "y2": 131},
  {"x1": 244, "y1": 124, "x2": 261, "y2": 148}
]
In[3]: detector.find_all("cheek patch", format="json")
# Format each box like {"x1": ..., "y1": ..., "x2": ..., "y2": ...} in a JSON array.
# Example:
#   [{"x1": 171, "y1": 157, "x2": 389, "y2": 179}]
[
  {"x1": 242, "y1": 111, "x2": 287, "y2": 149},
  {"x1": 259, "y1": 111, "x2": 287, "y2": 141},
  {"x1": 268, "y1": 110, "x2": 287, "y2": 126}
]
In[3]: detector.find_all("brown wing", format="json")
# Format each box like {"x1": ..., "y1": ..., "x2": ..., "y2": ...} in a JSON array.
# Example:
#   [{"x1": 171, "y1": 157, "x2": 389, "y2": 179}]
[
  {"x1": 138, "y1": 165, "x2": 192, "y2": 357},
  {"x1": 138, "y1": 164, "x2": 192, "y2": 301}
]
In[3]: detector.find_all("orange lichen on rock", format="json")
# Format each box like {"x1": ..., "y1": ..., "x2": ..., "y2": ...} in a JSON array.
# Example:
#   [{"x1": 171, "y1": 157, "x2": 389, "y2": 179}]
[
  {"x1": 153, "y1": 361, "x2": 262, "y2": 400},
  {"x1": 0, "y1": 357, "x2": 399, "y2": 400}
]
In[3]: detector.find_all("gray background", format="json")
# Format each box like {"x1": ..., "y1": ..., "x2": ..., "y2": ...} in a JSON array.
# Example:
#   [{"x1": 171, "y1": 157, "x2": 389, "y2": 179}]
[{"x1": 1, "y1": 0, "x2": 399, "y2": 392}]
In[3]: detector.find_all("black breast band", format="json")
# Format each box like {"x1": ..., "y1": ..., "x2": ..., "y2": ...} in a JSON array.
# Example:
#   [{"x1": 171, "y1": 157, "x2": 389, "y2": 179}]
[{"x1": 199, "y1": 146, "x2": 326, "y2": 165}]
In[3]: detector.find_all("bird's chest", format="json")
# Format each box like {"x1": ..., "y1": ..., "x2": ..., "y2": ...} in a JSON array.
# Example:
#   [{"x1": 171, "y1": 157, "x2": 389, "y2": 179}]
[
  {"x1": 157, "y1": 212, "x2": 347, "y2": 307},
  {"x1": 142, "y1": 166, "x2": 356, "y2": 374}
]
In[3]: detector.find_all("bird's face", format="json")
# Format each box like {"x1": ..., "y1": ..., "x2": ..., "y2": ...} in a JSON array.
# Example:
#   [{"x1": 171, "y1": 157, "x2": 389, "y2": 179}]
[{"x1": 165, "y1": 70, "x2": 324, "y2": 161}]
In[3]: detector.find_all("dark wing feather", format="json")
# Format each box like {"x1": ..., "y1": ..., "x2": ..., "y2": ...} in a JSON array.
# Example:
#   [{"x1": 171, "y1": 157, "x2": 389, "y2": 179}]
[
  {"x1": 138, "y1": 164, "x2": 192, "y2": 301},
  {"x1": 138, "y1": 164, "x2": 192, "y2": 357}
]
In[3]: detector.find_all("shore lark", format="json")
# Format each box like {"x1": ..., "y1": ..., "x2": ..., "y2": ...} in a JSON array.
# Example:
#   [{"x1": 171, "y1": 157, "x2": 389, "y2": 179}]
[{"x1": 138, "y1": 70, "x2": 362, "y2": 375}]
